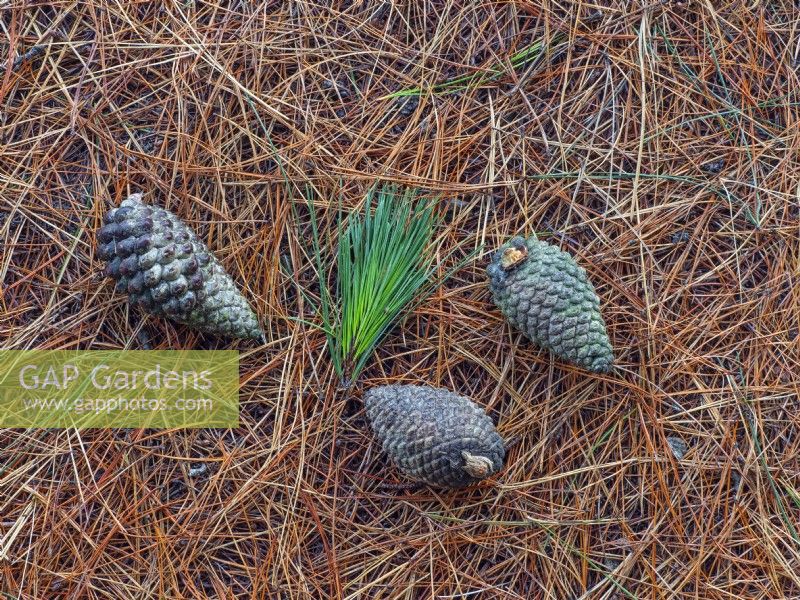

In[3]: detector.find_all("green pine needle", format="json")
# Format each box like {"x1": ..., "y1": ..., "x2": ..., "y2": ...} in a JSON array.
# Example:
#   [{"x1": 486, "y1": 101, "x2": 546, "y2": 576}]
[
  {"x1": 309, "y1": 185, "x2": 466, "y2": 387},
  {"x1": 381, "y1": 33, "x2": 565, "y2": 99}
]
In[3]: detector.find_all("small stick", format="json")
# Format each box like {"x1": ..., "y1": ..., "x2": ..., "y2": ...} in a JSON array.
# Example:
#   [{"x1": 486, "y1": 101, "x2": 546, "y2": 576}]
[
  {"x1": 1, "y1": 7, "x2": 71, "y2": 75},
  {"x1": 4, "y1": 44, "x2": 46, "y2": 73}
]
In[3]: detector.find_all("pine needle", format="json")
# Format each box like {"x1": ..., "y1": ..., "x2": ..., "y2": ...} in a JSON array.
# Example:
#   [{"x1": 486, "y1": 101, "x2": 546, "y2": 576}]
[{"x1": 381, "y1": 33, "x2": 566, "y2": 99}]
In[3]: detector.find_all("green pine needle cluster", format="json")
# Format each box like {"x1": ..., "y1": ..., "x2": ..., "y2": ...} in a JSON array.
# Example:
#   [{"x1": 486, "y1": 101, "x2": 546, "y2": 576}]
[{"x1": 308, "y1": 185, "x2": 464, "y2": 387}]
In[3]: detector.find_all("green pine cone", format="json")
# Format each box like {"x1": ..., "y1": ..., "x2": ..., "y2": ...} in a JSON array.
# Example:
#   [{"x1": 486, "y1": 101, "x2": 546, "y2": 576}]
[
  {"x1": 365, "y1": 384, "x2": 505, "y2": 488},
  {"x1": 487, "y1": 235, "x2": 613, "y2": 372},
  {"x1": 97, "y1": 193, "x2": 264, "y2": 340}
]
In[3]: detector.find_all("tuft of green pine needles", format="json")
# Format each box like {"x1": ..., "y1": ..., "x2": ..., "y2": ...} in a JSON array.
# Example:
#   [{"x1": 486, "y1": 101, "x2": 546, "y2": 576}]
[{"x1": 309, "y1": 185, "x2": 465, "y2": 388}]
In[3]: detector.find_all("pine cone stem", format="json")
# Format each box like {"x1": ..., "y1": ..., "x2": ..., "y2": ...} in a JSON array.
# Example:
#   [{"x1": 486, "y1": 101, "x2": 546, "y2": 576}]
[{"x1": 461, "y1": 451, "x2": 495, "y2": 478}]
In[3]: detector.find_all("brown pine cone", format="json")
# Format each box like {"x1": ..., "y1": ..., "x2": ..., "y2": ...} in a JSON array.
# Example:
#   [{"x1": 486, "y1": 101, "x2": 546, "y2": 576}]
[
  {"x1": 365, "y1": 384, "x2": 505, "y2": 488},
  {"x1": 97, "y1": 193, "x2": 263, "y2": 340}
]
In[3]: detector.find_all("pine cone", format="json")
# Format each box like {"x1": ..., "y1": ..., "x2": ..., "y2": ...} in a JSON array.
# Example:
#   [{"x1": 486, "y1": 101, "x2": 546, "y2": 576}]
[
  {"x1": 365, "y1": 385, "x2": 505, "y2": 488},
  {"x1": 97, "y1": 193, "x2": 263, "y2": 340},
  {"x1": 487, "y1": 235, "x2": 613, "y2": 372}
]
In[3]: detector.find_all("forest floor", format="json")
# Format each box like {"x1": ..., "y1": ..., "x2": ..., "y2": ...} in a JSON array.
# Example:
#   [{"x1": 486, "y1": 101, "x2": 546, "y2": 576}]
[{"x1": 1, "y1": 1, "x2": 799, "y2": 598}]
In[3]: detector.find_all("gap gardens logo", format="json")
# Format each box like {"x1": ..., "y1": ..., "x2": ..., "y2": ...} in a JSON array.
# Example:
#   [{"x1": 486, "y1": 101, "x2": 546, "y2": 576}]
[{"x1": 0, "y1": 351, "x2": 239, "y2": 428}]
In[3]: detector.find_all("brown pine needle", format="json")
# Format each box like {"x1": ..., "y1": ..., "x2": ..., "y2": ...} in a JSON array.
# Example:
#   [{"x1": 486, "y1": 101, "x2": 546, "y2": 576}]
[{"x1": 1, "y1": 2, "x2": 799, "y2": 599}]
